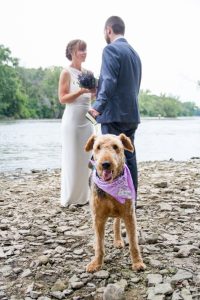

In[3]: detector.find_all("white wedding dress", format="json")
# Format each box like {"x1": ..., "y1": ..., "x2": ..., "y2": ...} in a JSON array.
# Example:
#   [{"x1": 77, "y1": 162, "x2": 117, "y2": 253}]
[{"x1": 60, "y1": 67, "x2": 93, "y2": 206}]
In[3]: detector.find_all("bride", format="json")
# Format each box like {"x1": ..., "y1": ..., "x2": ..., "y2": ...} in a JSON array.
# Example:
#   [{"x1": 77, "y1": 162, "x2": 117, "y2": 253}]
[{"x1": 58, "y1": 39, "x2": 94, "y2": 207}]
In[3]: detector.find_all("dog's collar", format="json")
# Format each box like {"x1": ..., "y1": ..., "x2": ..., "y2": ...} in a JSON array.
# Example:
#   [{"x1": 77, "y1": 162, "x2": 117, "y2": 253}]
[{"x1": 91, "y1": 163, "x2": 135, "y2": 204}]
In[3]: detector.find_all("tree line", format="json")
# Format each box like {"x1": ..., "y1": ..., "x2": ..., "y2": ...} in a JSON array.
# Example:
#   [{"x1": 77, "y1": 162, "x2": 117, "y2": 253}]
[{"x1": 0, "y1": 44, "x2": 200, "y2": 119}]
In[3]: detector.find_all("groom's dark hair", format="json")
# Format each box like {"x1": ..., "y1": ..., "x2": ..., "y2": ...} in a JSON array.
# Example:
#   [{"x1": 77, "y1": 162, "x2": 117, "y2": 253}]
[{"x1": 105, "y1": 16, "x2": 125, "y2": 35}]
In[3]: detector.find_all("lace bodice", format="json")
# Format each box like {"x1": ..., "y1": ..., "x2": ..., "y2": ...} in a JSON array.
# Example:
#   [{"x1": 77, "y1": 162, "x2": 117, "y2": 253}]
[{"x1": 67, "y1": 67, "x2": 91, "y2": 106}]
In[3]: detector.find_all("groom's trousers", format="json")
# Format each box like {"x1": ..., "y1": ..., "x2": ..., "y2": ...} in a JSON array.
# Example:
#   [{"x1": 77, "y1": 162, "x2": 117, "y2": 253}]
[{"x1": 101, "y1": 122, "x2": 138, "y2": 198}]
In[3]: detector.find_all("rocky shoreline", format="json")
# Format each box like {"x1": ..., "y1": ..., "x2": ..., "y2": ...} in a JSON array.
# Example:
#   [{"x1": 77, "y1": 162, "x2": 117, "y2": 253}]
[{"x1": 0, "y1": 160, "x2": 200, "y2": 300}]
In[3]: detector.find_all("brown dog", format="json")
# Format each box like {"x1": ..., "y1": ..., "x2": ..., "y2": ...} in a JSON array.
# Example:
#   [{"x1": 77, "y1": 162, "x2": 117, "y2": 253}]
[{"x1": 85, "y1": 133, "x2": 146, "y2": 273}]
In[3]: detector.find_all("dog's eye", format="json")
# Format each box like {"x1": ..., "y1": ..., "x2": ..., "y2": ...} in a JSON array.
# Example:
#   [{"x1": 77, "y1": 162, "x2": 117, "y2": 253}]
[
  {"x1": 97, "y1": 145, "x2": 101, "y2": 150},
  {"x1": 113, "y1": 144, "x2": 118, "y2": 150}
]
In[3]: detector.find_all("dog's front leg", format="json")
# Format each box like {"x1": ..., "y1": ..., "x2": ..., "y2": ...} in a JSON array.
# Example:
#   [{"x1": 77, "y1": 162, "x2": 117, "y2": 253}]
[
  {"x1": 123, "y1": 212, "x2": 146, "y2": 271},
  {"x1": 113, "y1": 218, "x2": 124, "y2": 248},
  {"x1": 86, "y1": 215, "x2": 107, "y2": 273}
]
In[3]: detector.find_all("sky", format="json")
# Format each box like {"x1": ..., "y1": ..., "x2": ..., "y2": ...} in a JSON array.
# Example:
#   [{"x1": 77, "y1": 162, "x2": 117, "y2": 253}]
[{"x1": 0, "y1": 0, "x2": 200, "y2": 105}]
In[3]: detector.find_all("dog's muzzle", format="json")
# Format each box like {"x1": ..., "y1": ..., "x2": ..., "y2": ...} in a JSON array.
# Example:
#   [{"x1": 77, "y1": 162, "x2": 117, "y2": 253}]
[
  {"x1": 102, "y1": 161, "x2": 111, "y2": 170},
  {"x1": 101, "y1": 161, "x2": 113, "y2": 181}
]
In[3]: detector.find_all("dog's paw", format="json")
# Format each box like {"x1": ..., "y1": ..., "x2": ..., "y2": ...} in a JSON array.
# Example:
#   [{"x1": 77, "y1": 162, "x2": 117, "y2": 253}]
[
  {"x1": 113, "y1": 239, "x2": 125, "y2": 248},
  {"x1": 86, "y1": 260, "x2": 102, "y2": 273},
  {"x1": 132, "y1": 261, "x2": 146, "y2": 272}
]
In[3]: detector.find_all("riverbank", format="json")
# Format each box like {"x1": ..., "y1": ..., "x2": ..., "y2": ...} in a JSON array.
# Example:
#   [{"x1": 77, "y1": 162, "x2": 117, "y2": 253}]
[{"x1": 0, "y1": 160, "x2": 200, "y2": 300}]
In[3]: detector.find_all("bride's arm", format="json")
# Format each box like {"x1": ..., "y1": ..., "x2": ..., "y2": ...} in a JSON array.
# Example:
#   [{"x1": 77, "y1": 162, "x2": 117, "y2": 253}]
[{"x1": 58, "y1": 69, "x2": 89, "y2": 104}]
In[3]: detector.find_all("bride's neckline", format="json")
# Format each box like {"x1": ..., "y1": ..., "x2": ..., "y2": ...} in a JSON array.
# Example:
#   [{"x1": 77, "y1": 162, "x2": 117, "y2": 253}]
[{"x1": 69, "y1": 66, "x2": 82, "y2": 73}]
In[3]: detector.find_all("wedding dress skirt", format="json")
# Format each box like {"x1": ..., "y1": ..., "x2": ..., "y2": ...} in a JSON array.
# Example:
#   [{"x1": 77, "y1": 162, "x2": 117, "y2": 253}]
[{"x1": 60, "y1": 67, "x2": 93, "y2": 206}]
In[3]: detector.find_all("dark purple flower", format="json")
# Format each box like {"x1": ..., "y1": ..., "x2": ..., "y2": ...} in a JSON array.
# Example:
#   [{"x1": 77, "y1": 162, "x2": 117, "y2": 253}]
[{"x1": 78, "y1": 71, "x2": 98, "y2": 89}]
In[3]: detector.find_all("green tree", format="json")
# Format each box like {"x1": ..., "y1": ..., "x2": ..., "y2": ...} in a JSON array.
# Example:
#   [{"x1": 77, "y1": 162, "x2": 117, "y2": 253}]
[
  {"x1": 139, "y1": 90, "x2": 200, "y2": 118},
  {"x1": 17, "y1": 67, "x2": 46, "y2": 118},
  {"x1": 40, "y1": 66, "x2": 63, "y2": 118},
  {"x1": 17, "y1": 66, "x2": 63, "y2": 118},
  {"x1": 0, "y1": 45, "x2": 29, "y2": 118}
]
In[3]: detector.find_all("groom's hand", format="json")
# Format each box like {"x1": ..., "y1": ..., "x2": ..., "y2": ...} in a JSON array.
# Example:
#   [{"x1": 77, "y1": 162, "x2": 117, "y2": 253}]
[{"x1": 89, "y1": 109, "x2": 100, "y2": 118}]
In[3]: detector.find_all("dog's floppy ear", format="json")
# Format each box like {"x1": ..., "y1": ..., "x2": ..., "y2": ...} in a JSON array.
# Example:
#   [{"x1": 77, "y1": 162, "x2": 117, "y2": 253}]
[
  {"x1": 85, "y1": 134, "x2": 96, "y2": 152},
  {"x1": 119, "y1": 133, "x2": 134, "y2": 152}
]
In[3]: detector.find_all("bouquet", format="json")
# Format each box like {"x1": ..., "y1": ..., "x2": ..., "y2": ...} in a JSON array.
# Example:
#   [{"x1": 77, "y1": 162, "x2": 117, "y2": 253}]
[{"x1": 78, "y1": 71, "x2": 98, "y2": 90}]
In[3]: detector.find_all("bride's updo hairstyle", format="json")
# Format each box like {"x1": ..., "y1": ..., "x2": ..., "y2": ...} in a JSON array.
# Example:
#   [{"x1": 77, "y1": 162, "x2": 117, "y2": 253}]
[{"x1": 66, "y1": 39, "x2": 87, "y2": 61}]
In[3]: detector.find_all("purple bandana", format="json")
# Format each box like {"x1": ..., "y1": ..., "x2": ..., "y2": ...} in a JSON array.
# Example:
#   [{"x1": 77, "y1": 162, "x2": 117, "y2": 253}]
[{"x1": 92, "y1": 164, "x2": 135, "y2": 204}]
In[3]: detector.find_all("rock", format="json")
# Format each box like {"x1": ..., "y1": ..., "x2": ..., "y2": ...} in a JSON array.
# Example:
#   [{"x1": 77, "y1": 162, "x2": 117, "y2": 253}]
[
  {"x1": 0, "y1": 291, "x2": 6, "y2": 298},
  {"x1": 154, "y1": 181, "x2": 168, "y2": 188},
  {"x1": 180, "y1": 203, "x2": 197, "y2": 209},
  {"x1": 180, "y1": 288, "x2": 192, "y2": 300},
  {"x1": 94, "y1": 270, "x2": 109, "y2": 279},
  {"x1": 50, "y1": 291, "x2": 64, "y2": 299},
  {"x1": 159, "y1": 203, "x2": 172, "y2": 211},
  {"x1": 73, "y1": 249, "x2": 84, "y2": 255},
  {"x1": 54, "y1": 246, "x2": 66, "y2": 254},
  {"x1": 37, "y1": 255, "x2": 49, "y2": 265},
  {"x1": 146, "y1": 274, "x2": 163, "y2": 287},
  {"x1": 30, "y1": 291, "x2": 42, "y2": 298},
  {"x1": 20, "y1": 269, "x2": 32, "y2": 278},
  {"x1": 194, "y1": 188, "x2": 200, "y2": 195},
  {"x1": 130, "y1": 276, "x2": 140, "y2": 283},
  {"x1": 147, "y1": 287, "x2": 164, "y2": 300},
  {"x1": 51, "y1": 279, "x2": 67, "y2": 292},
  {"x1": 171, "y1": 290, "x2": 182, "y2": 300},
  {"x1": 114, "y1": 279, "x2": 128, "y2": 290},
  {"x1": 148, "y1": 295, "x2": 165, "y2": 300},
  {"x1": 69, "y1": 274, "x2": 80, "y2": 284},
  {"x1": 0, "y1": 224, "x2": 8, "y2": 230},
  {"x1": 146, "y1": 234, "x2": 159, "y2": 244},
  {"x1": 97, "y1": 287, "x2": 105, "y2": 293},
  {"x1": 0, "y1": 265, "x2": 13, "y2": 276},
  {"x1": 70, "y1": 281, "x2": 84, "y2": 289},
  {"x1": 0, "y1": 247, "x2": 6, "y2": 258},
  {"x1": 154, "y1": 283, "x2": 173, "y2": 295},
  {"x1": 26, "y1": 282, "x2": 34, "y2": 294},
  {"x1": 63, "y1": 289, "x2": 73, "y2": 296},
  {"x1": 103, "y1": 284, "x2": 126, "y2": 300},
  {"x1": 149, "y1": 259, "x2": 162, "y2": 268},
  {"x1": 56, "y1": 226, "x2": 71, "y2": 233},
  {"x1": 170, "y1": 270, "x2": 193, "y2": 285},
  {"x1": 174, "y1": 245, "x2": 198, "y2": 258},
  {"x1": 194, "y1": 273, "x2": 200, "y2": 286}
]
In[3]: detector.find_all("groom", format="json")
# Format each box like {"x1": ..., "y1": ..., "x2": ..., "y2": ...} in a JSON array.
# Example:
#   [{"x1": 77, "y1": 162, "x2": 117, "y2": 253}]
[{"x1": 89, "y1": 16, "x2": 142, "y2": 199}]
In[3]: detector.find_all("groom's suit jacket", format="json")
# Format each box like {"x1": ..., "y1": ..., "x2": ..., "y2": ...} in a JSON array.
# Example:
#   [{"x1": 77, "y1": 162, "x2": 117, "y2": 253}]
[{"x1": 93, "y1": 38, "x2": 141, "y2": 124}]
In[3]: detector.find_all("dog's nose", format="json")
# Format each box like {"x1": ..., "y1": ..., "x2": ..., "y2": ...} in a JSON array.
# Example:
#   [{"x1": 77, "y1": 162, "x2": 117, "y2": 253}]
[{"x1": 102, "y1": 161, "x2": 111, "y2": 170}]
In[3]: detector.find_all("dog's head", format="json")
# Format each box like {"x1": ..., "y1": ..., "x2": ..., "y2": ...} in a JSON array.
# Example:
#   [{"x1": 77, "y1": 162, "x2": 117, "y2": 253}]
[{"x1": 85, "y1": 133, "x2": 134, "y2": 182}]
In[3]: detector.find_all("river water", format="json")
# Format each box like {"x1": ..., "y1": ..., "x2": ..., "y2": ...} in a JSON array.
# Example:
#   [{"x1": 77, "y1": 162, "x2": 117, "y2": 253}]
[{"x1": 0, "y1": 118, "x2": 200, "y2": 171}]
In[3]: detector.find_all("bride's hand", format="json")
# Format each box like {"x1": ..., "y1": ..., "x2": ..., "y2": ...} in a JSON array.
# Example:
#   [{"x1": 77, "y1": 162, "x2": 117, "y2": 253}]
[
  {"x1": 89, "y1": 88, "x2": 96, "y2": 94},
  {"x1": 80, "y1": 87, "x2": 91, "y2": 94}
]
